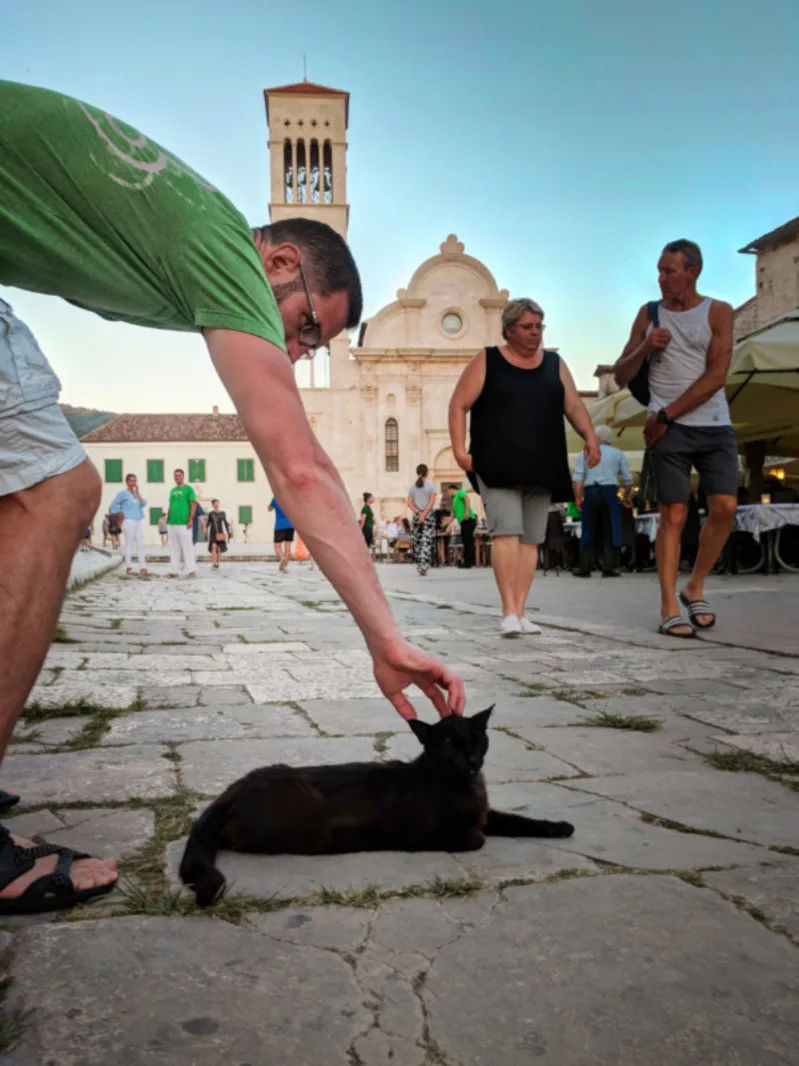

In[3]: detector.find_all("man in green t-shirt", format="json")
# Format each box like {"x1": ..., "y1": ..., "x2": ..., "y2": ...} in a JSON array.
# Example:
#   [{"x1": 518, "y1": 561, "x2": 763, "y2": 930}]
[
  {"x1": 0, "y1": 81, "x2": 465, "y2": 913},
  {"x1": 166, "y1": 469, "x2": 198, "y2": 578},
  {"x1": 447, "y1": 483, "x2": 478, "y2": 569}
]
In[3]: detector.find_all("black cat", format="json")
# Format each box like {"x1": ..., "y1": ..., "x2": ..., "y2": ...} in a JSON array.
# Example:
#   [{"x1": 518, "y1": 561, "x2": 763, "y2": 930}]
[{"x1": 179, "y1": 706, "x2": 574, "y2": 906}]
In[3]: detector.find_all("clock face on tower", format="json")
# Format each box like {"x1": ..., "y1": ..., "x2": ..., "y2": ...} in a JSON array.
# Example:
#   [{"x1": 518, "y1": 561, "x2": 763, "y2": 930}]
[{"x1": 442, "y1": 312, "x2": 462, "y2": 335}]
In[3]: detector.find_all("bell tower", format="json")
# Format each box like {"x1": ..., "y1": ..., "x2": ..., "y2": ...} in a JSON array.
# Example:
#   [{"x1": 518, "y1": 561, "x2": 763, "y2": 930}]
[
  {"x1": 264, "y1": 79, "x2": 350, "y2": 238},
  {"x1": 263, "y1": 79, "x2": 355, "y2": 386}
]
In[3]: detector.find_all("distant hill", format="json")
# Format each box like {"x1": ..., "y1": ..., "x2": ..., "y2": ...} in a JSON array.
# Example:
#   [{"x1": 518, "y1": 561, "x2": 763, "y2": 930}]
[{"x1": 60, "y1": 404, "x2": 116, "y2": 438}]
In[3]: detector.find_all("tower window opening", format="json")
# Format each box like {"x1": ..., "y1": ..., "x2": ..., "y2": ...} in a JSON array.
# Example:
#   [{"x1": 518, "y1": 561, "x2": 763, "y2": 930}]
[
  {"x1": 296, "y1": 139, "x2": 307, "y2": 204},
  {"x1": 310, "y1": 140, "x2": 320, "y2": 204},
  {"x1": 385, "y1": 418, "x2": 399, "y2": 472},
  {"x1": 283, "y1": 139, "x2": 293, "y2": 204},
  {"x1": 323, "y1": 140, "x2": 333, "y2": 204}
]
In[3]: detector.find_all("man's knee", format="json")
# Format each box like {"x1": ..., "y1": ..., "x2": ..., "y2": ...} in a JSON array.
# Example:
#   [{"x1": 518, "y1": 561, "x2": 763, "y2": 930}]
[
  {"x1": 660, "y1": 501, "x2": 688, "y2": 531},
  {"x1": 708, "y1": 494, "x2": 737, "y2": 524},
  {"x1": 70, "y1": 461, "x2": 102, "y2": 525}
]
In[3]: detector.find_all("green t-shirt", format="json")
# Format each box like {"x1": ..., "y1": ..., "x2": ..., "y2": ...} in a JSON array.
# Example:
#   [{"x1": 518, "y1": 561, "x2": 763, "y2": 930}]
[
  {"x1": 0, "y1": 81, "x2": 285, "y2": 348},
  {"x1": 168, "y1": 484, "x2": 197, "y2": 526},
  {"x1": 361, "y1": 504, "x2": 374, "y2": 529},
  {"x1": 451, "y1": 489, "x2": 476, "y2": 524}
]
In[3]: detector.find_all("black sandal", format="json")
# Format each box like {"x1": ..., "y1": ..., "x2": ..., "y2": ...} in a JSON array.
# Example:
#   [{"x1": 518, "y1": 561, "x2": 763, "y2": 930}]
[
  {"x1": 0, "y1": 826, "x2": 116, "y2": 915},
  {"x1": 658, "y1": 616, "x2": 696, "y2": 639},
  {"x1": 0, "y1": 791, "x2": 20, "y2": 813},
  {"x1": 679, "y1": 592, "x2": 716, "y2": 629}
]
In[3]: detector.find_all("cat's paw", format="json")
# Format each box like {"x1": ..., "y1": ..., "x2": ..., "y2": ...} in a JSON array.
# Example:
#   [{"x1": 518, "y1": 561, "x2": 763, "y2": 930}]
[{"x1": 552, "y1": 821, "x2": 574, "y2": 838}]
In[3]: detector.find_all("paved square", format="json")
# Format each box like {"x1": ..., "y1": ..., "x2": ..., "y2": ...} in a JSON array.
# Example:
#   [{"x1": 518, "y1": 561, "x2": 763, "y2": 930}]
[{"x1": 3, "y1": 559, "x2": 798, "y2": 1064}]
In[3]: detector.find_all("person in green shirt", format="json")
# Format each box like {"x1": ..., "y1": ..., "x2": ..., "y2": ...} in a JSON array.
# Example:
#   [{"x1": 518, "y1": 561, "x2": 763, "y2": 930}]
[
  {"x1": 166, "y1": 470, "x2": 198, "y2": 578},
  {"x1": 360, "y1": 493, "x2": 376, "y2": 550},
  {"x1": 446, "y1": 484, "x2": 478, "y2": 569},
  {"x1": 0, "y1": 81, "x2": 465, "y2": 914}
]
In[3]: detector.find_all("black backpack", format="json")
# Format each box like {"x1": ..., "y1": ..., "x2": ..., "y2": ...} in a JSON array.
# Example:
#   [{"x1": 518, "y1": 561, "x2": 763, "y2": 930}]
[{"x1": 628, "y1": 301, "x2": 662, "y2": 407}]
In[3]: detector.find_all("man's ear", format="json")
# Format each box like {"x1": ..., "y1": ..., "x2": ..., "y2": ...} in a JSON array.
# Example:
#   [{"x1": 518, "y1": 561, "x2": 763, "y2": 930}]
[
  {"x1": 408, "y1": 719, "x2": 433, "y2": 745},
  {"x1": 470, "y1": 706, "x2": 494, "y2": 732},
  {"x1": 261, "y1": 241, "x2": 302, "y2": 285}
]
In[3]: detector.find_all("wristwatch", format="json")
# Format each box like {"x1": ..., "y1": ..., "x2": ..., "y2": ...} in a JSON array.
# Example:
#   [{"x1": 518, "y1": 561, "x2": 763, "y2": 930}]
[{"x1": 656, "y1": 408, "x2": 671, "y2": 425}]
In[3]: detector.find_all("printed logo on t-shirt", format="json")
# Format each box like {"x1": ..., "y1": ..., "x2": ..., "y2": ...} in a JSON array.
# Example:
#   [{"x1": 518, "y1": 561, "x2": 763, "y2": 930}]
[{"x1": 77, "y1": 100, "x2": 219, "y2": 203}]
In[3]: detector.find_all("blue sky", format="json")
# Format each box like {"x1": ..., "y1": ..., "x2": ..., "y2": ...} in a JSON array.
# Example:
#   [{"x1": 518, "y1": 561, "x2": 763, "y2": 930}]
[{"x1": 2, "y1": 0, "x2": 797, "y2": 410}]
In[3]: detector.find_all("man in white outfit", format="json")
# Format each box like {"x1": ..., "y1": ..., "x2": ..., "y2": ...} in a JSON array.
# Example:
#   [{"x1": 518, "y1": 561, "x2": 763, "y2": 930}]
[
  {"x1": 167, "y1": 468, "x2": 197, "y2": 578},
  {"x1": 109, "y1": 473, "x2": 148, "y2": 575}
]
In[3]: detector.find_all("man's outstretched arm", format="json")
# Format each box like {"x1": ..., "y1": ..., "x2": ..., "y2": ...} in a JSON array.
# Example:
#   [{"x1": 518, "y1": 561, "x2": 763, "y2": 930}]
[{"x1": 205, "y1": 328, "x2": 465, "y2": 721}]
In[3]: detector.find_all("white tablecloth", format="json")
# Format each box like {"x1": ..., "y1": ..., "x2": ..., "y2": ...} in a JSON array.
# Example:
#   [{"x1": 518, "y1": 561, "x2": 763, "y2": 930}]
[
  {"x1": 734, "y1": 504, "x2": 799, "y2": 543},
  {"x1": 564, "y1": 515, "x2": 659, "y2": 541}
]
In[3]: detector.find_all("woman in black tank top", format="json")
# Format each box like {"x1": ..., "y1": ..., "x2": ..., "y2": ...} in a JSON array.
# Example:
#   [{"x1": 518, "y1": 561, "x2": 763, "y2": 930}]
[{"x1": 449, "y1": 299, "x2": 600, "y2": 636}]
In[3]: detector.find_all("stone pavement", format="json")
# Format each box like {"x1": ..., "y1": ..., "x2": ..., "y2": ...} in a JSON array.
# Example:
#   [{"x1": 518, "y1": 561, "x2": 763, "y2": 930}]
[{"x1": 1, "y1": 560, "x2": 798, "y2": 1064}]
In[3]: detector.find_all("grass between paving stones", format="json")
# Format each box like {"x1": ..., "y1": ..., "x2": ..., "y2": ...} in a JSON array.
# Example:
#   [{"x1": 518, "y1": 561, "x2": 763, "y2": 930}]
[
  {"x1": 639, "y1": 811, "x2": 799, "y2": 857},
  {"x1": 716, "y1": 891, "x2": 797, "y2": 943},
  {"x1": 700, "y1": 748, "x2": 799, "y2": 791},
  {"x1": 493, "y1": 725, "x2": 543, "y2": 751},
  {"x1": 52, "y1": 625, "x2": 78, "y2": 644},
  {"x1": 578, "y1": 711, "x2": 662, "y2": 733},
  {"x1": 0, "y1": 977, "x2": 30, "y2": 1055},
  {"x1": 23, "y1": 695, "x2": 148, "y2": 750},
  {"x1": 109, "y1": 619, "x2": 122, "y2": 630},
  {"x1": 373, "y1": 732, "x2": 395, "y2": 754}
]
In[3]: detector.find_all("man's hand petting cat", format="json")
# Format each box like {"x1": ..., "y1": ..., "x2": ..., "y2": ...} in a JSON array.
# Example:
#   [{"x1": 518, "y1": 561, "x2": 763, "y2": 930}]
[{"x1": 372, "y1": 639, "x2": 466, "y2": 721}]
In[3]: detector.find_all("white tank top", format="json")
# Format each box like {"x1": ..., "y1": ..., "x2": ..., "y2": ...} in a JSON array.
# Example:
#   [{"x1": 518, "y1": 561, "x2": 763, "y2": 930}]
[{"x1": 647, "y1": 297, "x2": 731, "y2": 427}]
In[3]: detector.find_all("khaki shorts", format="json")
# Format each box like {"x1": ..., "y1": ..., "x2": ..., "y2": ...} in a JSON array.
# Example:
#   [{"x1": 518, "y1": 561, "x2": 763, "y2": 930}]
[
  {"x1": 0, "y1": 298, "x2": 86, "y2": 496},
  {"x1": 476, "y1": 476, "x2": 552, "y2": 545}
]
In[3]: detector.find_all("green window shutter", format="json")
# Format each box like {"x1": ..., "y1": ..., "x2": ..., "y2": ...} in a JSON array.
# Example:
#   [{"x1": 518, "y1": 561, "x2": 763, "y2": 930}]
[
  {"x1": 105, "y1": 459, "x2": 123, "y2": 483},
  {"x1": 149, "y1": 507, "x2": 163, "y2": 526},
  {"x1": 188, "y1": 459, "x2": 206, "y2": 483},
  {"x1": 237, "y1": 458, "x2": 255, "y2": 482},
  {"x1": 238, "y1": 505, "x2": 253, "y2": 524},
  {"x1": 146, "y1": 459, "x2": 164, "y2": 483}
]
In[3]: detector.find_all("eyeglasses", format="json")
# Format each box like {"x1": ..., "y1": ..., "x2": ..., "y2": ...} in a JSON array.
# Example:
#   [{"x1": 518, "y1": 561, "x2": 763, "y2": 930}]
[{"x1": 297, "y1": 260, "x2": 321, "y2": 359}]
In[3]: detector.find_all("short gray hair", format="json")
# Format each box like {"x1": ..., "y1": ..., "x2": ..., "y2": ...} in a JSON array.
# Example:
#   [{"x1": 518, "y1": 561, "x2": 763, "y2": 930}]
[
  {"x1": 502, "y1": 298, "x2": 544, "y2": 339},
  {"x1": 596, "y1": 425, "x2": 614, "y2": 446}
]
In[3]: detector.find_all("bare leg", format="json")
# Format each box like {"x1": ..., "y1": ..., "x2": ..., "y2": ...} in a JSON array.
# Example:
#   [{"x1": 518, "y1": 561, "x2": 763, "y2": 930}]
[
  {"x1": 681, "y1": 494, "x2": 736, "y2": 625},
  {"x1": 655, "y1": 502, "x2": 692, "y2": 633},
  {"x1": 491, "y1": 536, "x2": 521, "y2": 617},
  {"x1": 0, "y1": 459, "x2": 117, "y2": 898},
  {"x1": 513, "y1": 542, "x2": 539, "y2": 617}
]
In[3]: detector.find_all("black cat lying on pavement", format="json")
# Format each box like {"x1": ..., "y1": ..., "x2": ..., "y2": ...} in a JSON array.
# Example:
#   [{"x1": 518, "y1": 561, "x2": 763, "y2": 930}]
[{"x1": 179, "y1": 706, "x2": 575, "y2": 906}]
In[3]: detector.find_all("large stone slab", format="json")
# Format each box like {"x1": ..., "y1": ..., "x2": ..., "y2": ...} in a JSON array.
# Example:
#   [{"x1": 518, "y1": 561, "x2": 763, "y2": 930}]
[
  {"x1": 385, "y1": 730, "x2": 578, "y2": 783},
  {"x1": 48, "y1": 807, "x2": 155, "y2": 859},
  {"x1": 704, "y1": 862, "x2": 799, "y2": 940},
  {"x1": 0, "y1": 747, "x2": 177, "y2": 804},
  {"x1": 166, "y1": 839, "x2": 469, "y2": 899},
  {"x1": 179, "y1": 736, "x2": 377, "y2": 794},
  {"x1": 297, "y1": 697, "x2": 408, "y2": 735},
  {"x1": 521, "y1": 726, "x2": 702, "y2": 777},
  {"x1": 420, "y1": 876, "x2": 799, "y2": 1065},
  {"x1": 104, "y1": 704, "x2": 316, "y2": 744},
  {"x1": 25, "y1": 678, "x2": 137, "y2": 710},
  {"x1": 5, "y1": 916, "x2": 370, "y2": 1066},
  {"x1": 714, "y1": 731, "x2": 799, "y2": 763},
  {"x1": 567, "y1": 769, "x2": 799, "y2": 848},
  {"x1": 486, "y1": 782, "x2": 780, "y2": 870},
  {"x1": 453, "y1": 837, "x2": 598, "y2": 885}
]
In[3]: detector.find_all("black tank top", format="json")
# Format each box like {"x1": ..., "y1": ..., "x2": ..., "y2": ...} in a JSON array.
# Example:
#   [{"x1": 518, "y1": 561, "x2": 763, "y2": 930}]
[{"x1": 469, "y1": 347, "x2": 574, "y2": 501}]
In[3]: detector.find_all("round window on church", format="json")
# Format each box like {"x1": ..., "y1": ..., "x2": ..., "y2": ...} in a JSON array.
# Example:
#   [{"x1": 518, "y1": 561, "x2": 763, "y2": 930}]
[{"x1": 442, "y1": 312, "x2": 463, "y2": 335}]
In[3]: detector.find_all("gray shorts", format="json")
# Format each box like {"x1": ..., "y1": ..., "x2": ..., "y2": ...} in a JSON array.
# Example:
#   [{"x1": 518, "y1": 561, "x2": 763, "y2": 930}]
[
  {"x1": 476, "y1": 476, "x2": 551, "y2": 545},
  {"x1": 649, "y1": 423, "x2": 739, "y2": 504},
  {"x1": 0, "y1": 297, "x2": 86, "y2": 496}
]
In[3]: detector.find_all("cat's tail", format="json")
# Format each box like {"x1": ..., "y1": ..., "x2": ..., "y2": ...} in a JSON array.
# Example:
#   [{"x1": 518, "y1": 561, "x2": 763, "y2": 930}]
[
  {"x1": 485, "y1": 810, "x2": 574, "y2": 838},
  {"x1": 179, "y1": 803, "x2": 227, "y2": 906}
]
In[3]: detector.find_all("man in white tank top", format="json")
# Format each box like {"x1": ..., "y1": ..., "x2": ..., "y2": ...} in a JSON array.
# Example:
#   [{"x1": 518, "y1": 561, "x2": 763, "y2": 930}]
[{"x1": 613, "y1": 240, "x2": 738, "y2": 637}]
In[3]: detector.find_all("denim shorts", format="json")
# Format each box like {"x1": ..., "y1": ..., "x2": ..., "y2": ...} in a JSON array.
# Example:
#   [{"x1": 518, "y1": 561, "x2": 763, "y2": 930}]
[{"x1": 0, "y1": 297, "x2": 86, "y2": 496}]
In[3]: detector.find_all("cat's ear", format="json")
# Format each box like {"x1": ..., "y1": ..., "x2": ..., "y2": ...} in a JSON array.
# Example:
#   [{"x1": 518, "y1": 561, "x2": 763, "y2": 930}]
[
  {"x1": 470, "y1": 706, "x2": 494, "y2": 732},
  {"x1": 408, "y1": 718, "x2": 433, "y2": 745}
]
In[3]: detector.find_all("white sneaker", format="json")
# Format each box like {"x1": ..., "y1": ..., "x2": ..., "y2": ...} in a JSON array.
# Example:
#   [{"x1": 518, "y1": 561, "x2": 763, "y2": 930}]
[
  {"x1": 501, "y1": 615, "x2": 522, "y2": 638},
  {"x1": 519, "y1": 617, "x2": 542, "y2": 635}
]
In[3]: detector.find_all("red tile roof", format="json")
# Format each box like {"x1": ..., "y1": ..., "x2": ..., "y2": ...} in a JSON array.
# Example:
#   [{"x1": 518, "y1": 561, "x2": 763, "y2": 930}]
[
  {"x1": 80, "y1": 414, "x2": 249, "y2": 443},
  {"x1": 263, "y1": 80, "x2": 349, "y2": 125}
]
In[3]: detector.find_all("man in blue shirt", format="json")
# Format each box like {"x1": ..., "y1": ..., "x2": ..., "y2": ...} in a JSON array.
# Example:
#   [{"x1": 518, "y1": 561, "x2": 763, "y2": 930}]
[
  {"x1": 110, "y1": 473, "x2": 148, "y2": 575},
  {"x1": 269, "y1": 496, "x2": 294, "y2": 573},
  {"x1": 573, "y1": 426, "x2": 633, "y2": 577}
]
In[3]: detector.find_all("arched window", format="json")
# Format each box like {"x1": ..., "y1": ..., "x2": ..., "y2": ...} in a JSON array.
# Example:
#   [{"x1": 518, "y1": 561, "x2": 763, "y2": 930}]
[
  {"x1": 283, "y1": 139, "x2": 293, "y2": 204},
  {"x1": 385, "y1": 418, "x2": 399, "y2": 472},
  {"x1": 296, "y1": 140, "x2": 307, "y2": 204},
  {"x1": 309, "y1": 139, "x2": 320, "y2": 204},
  {"x1": 323, "y1": 140, "x2": 333, "y2": 204}
]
